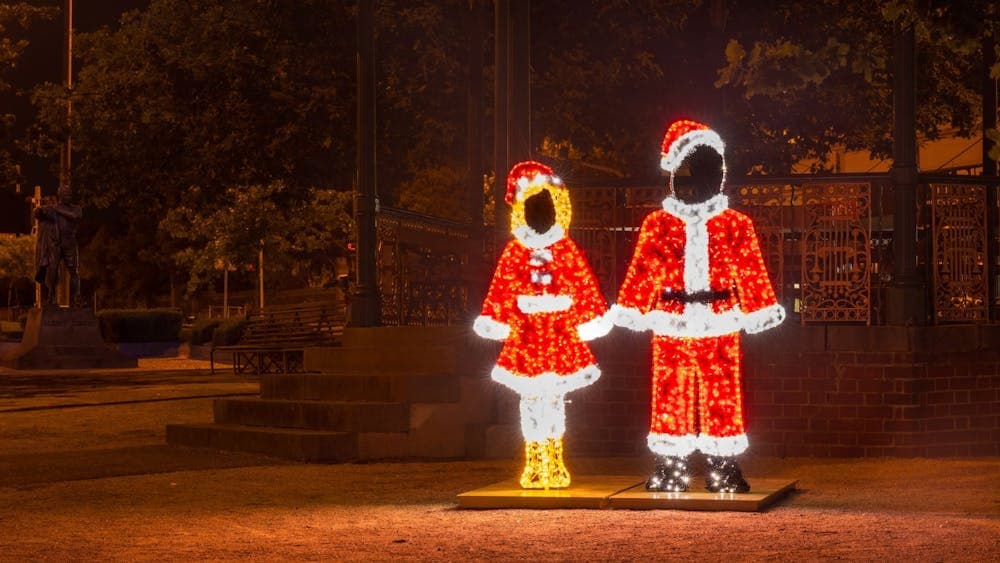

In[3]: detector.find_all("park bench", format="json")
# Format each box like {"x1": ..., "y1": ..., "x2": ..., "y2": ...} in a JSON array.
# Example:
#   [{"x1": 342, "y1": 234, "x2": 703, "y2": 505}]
[{"x1": 210, "y1": 302, "x2": 345, "y2": 375}]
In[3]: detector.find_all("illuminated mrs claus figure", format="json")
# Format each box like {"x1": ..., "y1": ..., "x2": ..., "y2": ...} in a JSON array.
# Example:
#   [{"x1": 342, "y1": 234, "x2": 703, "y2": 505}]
[
  {"x1": 613, "y1": 120, "x2": 785, "y2": 493},
  {"x1": 474, "y1": 161, "x2": 612, "y2": 489}
]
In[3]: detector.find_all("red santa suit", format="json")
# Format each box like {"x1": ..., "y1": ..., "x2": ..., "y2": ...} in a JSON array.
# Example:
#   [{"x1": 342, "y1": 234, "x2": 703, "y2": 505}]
[
  {"x1": 477, "y1": 230, "x2": 609, "y2": 396},
  {"x1": 475, "y1": 161, "x2": 611, "y2": 488},
  {"x1": 613, "y1": 121, "x2": 785, "y2": 459}
]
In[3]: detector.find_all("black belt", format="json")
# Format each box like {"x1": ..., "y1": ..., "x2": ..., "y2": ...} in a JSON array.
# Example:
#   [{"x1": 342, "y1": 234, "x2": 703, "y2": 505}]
[{"x1": 661, "y1": 288, "x2": 732, "y2": 304}]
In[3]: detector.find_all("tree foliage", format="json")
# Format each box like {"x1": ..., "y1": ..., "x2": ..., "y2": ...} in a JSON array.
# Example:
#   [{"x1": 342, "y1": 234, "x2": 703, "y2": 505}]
[
  {"x1": 31, "y1": 0, "x2": 355, "y2": 302},
  {"x1": 0, "y1": 232, "x2": 35, "y2": 307},
  {"x1": 374, "y1": 0, "x2": 470, "y2": 222},
  {"x1": 715, "y1": 0, "x2": 996, "y2": 172},
  {"x1": 0, "y1": 232, "x2": 34, "y2": 280},
  {"x1": 0, "y1": 1, "x2": 56, "y2": 187},
  {"x1": 163, "y1": 183, "x2": 352, "y2": 295},
  {"x1": 531, "y1": 0, "x2": 700, "y2": 181}
]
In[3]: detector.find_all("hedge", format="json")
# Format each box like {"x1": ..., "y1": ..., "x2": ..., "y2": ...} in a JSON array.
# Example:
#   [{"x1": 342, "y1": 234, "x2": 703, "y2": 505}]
[
  {"x1": 212, "y1": 318, "x2": 249, "y2": 346},
  {"x1": 187, "y1": 318, "x2": 221, "y2": 345},
  {"x1": 97, "y1": 309, "x2": 184, "y2": 343}
]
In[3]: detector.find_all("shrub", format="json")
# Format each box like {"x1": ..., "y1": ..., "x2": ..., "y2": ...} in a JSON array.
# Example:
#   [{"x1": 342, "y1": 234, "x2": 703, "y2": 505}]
[
  {"x1": 187, "y1": 318, "x2": 221, "y2": 345},
  {"x1": 97, "y1": 309, "x2": 184, "y2": 343},
  {"x1": 212, "y1": 318, "x2": 249, "y2": 346}
]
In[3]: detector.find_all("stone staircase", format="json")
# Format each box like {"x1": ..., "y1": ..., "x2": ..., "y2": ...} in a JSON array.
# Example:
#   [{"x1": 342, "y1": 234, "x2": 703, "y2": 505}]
[{"x1": 166, "y1": 326, "x2": 497, "y2": 462}]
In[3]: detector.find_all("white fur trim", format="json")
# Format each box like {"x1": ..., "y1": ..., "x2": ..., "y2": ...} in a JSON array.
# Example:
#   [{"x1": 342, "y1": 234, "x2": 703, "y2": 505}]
[
  {"x1": 743, "y1": 303, "x2": 786, "y2": 334},
  {"x1": 645, "y1": 303, "x2": 744, "y2": 337},
  {"x1": 512, "y1": 224, "x2": 565, "y2": 249},
  {"x1": 697, "y1": 434, "x2": 749, "y2": 456},
  {"x1": 513, "y1": 173, "x2": 561, "y2": 202},
  {"x1": 660, "y1": 129, "x2": 725, "y2": 172},
  {"x1": 491, "y1": 363, "x2": 601, "y2": 395},
  {"x1": 530, "y1": 271, "x2": 553, "y2": 286},
  {"x1": 528, "y1": 248, "x2": 553, "y2": 266},
  {"x1": 685, "y1": 210, "x2": 711, "y2": 292},
  {"x1": 647, "y1": 433, "x2": 699, "y2": 457},
  {"x1": 517, "y1": 294, "x2": 573, "y2": 314},
  {"x1": 610, "y1": 304, "x2": 647, "y2": 332},
  {"x1": 473, "y1": 315, "x2": 510, "y2": 340},
  {"x1": 661, "y1": 193, "x2": 729, "y2": 221},
  {"x1": 577, "y1": 312, "x2": 613, "y2": 341},
  {"x1": 519, "y1": 394, "x2": 566, "y2": 441},
  {"x1": 647, "y1": 433, "x2": 748, "y2": 457}
]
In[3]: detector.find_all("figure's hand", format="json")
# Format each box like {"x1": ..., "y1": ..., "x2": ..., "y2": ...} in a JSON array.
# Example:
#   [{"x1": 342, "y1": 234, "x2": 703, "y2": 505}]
[{"x1": 473, "y1": 315, "x2": 511, "y2": 340}]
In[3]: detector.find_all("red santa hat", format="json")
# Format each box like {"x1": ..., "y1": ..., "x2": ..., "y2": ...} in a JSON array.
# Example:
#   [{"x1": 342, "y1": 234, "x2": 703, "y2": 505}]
[
  {"x1": 659, "y1": 119, "x2": 726, "y2": 173},
  {"x1": 505, "y1": 160, "x2": 562, "y2": 205}
]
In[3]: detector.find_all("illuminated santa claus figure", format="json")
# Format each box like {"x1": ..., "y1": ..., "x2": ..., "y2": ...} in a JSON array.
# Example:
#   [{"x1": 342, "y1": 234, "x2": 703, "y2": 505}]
[
  {"x1": 474, "y1": 161, "x2": 612, "y2": 489},
  {"x1": 613, "y1": 120, "x2": 785, "y2": 493}
]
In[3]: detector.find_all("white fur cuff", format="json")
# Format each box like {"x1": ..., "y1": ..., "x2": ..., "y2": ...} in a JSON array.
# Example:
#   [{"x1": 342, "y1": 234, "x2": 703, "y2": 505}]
[
  {"x1": 697, "y1": 434, "x2": 749, "y2": 456},
  {"x1": 743, "y1": 303, "x2": 786, "y2": 334},
  {"x1": 647, "y1": 433, "x2": 698, "y2": 457},
  {"x1": 647, "y1": 433, "x2": 749, "y2": 457},
  {"x1": 610, "y1": 304, "x2": 646, "y2": 332},
  {"x1": 473, "y1": 315, "x2": 510, "y2": 340},
  {"x1": 577, "y1": 312, "x2": 613, "y2": 341}
]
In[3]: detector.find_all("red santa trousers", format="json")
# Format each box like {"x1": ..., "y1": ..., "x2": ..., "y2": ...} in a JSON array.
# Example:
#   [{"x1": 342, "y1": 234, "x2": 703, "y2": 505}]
[{"x1": 648, "y1": 332, "x2": 747, "y2": 457}]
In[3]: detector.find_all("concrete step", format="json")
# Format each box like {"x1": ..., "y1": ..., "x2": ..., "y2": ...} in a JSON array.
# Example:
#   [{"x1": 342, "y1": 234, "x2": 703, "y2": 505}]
[
  {"x1": 260, "y1": 372, "x2": 460, "y2": 403},
  {"x1": 304, "y1": 344, "x2": 458, "y2": 375},
  {"x1": 166, "y1": 423, "x2": 358, "y2": 462},
  {"x1": 213, "y1": 398, "x2": 410, "y2": 433}
]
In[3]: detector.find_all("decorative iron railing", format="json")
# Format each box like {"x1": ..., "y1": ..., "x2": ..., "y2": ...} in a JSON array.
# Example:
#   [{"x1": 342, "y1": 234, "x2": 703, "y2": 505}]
[
  {"x1": 567, "y1": 174, "x2": 998, "y2": 325},
  {"x1": 375, "y1": 208, "x2": 483, "y2": 326},
  {"x1": 926, "y1": 180, "x2": 991, "y2": 323},
  {"x1": 371, "y1": 175, "x2": 998, "y2": 326}
]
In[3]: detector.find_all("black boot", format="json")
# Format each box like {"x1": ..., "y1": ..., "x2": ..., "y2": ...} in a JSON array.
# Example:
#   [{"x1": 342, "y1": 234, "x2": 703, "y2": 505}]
[
  {"x1": 646, "y1": 455, "x2": 690, "y2": 492},
  {"x1": 705, "y1": 456, "x2": 750, "y2": 493}
]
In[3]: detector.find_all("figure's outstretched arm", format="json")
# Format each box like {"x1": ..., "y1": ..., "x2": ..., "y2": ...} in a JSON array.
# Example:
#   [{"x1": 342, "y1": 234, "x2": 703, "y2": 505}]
[
  {"x1": 561, "y1": 240, "x2": 612, "y2": 341},
  {"x1": 732, "y1": 215, "x2": 785, "y2": 333},
  {"x1": 474, "y1": 241, "x2": 519, "y2": 340},
  {"x1": 54, "y1": 204, "x2": 83, "y2": 220},
  {"x1": 611, "y1": 212, "x2": 662, "y2": 331}
]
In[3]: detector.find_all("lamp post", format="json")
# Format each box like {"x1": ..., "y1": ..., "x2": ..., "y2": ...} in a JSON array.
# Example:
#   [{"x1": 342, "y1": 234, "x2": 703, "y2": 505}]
[
  {"x1": 349, "y1": 0, "x2": 381, "y2": 327},
  {"x1": 886, "y1": 20, "x2": 926, "y2": 325},
  {"x1": 60, "y1": 0, "x2": 72, "y2": 190}
]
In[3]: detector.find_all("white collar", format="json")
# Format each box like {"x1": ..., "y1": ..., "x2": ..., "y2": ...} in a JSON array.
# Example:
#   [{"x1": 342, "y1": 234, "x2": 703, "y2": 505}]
[
  {"x1": 512, "y1": 224, "x2": 565, "y2": 249},
  {"x1": 661, "y1": 193, "x2": 729, "y2": 222}
]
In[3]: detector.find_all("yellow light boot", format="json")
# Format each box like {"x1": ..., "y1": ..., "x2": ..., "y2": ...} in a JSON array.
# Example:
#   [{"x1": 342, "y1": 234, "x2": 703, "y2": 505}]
[
  {"x1": 519, "y1": 440, "x2": 545, "y2": 488},
  {"x1": 543, "y1": 437, "x2": 571, "y2": 488}
]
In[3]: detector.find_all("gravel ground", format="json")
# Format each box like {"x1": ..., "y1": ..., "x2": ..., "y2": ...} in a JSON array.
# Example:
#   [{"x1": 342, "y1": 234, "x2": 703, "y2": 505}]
[{"x1": 0, "y1": 360, "x2": 998, "y2": 561}]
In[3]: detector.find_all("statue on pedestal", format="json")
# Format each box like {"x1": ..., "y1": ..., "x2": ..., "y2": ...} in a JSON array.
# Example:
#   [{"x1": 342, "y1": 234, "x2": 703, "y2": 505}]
[
  {"x1": 3, "y1": 184, "x2": 136, "y2": 369},
  {"x1": 34, "y1": 184, "x2": 82, "y2": 307}
]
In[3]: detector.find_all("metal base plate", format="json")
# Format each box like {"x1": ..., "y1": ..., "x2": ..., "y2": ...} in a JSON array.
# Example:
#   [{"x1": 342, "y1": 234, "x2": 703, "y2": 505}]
[
  {"x1": 457, "y1": 476, "x2": 797, "y2": 511},
  {"x1": 456, "y1": 475, "x2": 642, "y2": 509},
  {"x1": 608, "y1": 478, "x2": 798, "y2": 511}
]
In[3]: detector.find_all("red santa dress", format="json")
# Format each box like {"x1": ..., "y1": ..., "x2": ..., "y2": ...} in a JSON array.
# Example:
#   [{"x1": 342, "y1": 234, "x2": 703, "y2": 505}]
[
  {"x1": 475, "y1": 223, "x2": 611, "y2": 399},
  {"x1": 613, "y1": 192, "x2": 785, "y2": 457}
]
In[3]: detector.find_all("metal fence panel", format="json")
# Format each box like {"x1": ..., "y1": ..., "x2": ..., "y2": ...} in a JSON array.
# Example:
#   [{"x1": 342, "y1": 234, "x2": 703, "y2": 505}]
[{"x1": 931, "y1": 183, "x2": 989, "y2": 323}]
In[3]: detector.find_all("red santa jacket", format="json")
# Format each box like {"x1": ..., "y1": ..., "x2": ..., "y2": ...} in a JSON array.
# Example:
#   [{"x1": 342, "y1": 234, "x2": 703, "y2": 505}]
[
  {"x1": 614, "y1": 193, "x2": 785, "y2": 337},
  {"x1": 475, "y1": 226, "x2": 611, "y2": 395}
]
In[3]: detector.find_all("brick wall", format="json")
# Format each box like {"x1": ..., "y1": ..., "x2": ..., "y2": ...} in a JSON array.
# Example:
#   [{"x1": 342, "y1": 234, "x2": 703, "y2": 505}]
[{"x1": 558, "y1": 325, "x2": 1000, "y2": 458}]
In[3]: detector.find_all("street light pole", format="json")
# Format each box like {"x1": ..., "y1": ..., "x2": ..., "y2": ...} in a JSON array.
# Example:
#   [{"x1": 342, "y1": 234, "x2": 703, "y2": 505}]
[
  {"x1": 349, "y1": 0, "x2": 381, "y2": 327},
  {"x1": 886, "y1": 20, "x2": 926, "y2": 325},
  {"x1": 60, "y1": 0, "x2": 72, "y2": 189}
]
